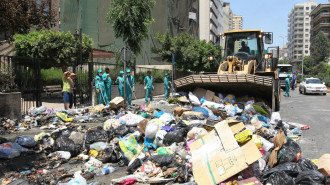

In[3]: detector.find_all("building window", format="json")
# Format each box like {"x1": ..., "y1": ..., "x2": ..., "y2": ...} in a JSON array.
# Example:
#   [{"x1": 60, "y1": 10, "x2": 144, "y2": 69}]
[
  {"x1": 305, "y1": 50, "x2": 308, "y2": 54},
  {"x1": 305, "y1": 39, "x2": 309, "y2": 42},
  {"x1": 305, "y1": 23, "x2": 309, "y2": 26},
  {"x1": 305, "y1": 17, "x2": 309, "y2": 21},
  {"x1": 305, "y1": 34, "x2": 309, "y2": 37},
  {"x1": 305, "y1": 45, "x2": 308, "y2": 48},
  {"x1": 306, "y1": 12, "x2": 310, "y2": 15},
  {"x1": 306, "y1": 7, "x2": 309, "y2": 10},
  {"x1": 305, "y1": 29, "x2": 309, "y2": 32}
]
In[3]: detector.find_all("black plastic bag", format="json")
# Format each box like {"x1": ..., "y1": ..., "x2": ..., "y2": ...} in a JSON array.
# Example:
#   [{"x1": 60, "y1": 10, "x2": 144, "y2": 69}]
[
  {"x1": 183, "y1": 115, "x2": 205, "y2": 121},
  {"x1": 163, "y1": 129, "x2": 186, "y2": 146},
  {"x1": 16, "y1": 136, "x2": 37, "y2": 148},
  {"x1": 100, "y1": 146, "x2": 122, "y2": 164},
  {"x1": 51, "y1": 128, "x2": 73, "y2": 140},
  {"x1": 85, "y1": 126, "x2": 109, "y2": 145},
  {"x1": 295, "y1": 170, "x2": 324, "y2": 185},
  {"x1": 277, "y1": 138, "x2": 301, "y2": 164},
  {"x1": 266, "y1": 171, "x2": 295, "y2": 185},
  {"x1": 0, "y1": 137, "x2": 8, "y2": 144},
  {"x1": 261, "y1": 162, "x2": 301, "y2": 182},
  {"x1": 126, "y1": 158, "x2": 143, "y2": 174},
  {"x1": 114, "y1": 125, "x2": 129, "y2": 136},
  {"x1": 298, "y1": 158, "x2": 318, "y2": 171},
  {"x1": 187, "y1": 123, "x2": 204, "y2": 132},
  {"x1": 151, "y1": 155, "x2": 175, "y2": 167},
  {"x1": 53, "y1": 136, "x2": 80, "y2": 157},
  {"x1": 128, "y1": 126, "x2": 138, "y2": 133}
]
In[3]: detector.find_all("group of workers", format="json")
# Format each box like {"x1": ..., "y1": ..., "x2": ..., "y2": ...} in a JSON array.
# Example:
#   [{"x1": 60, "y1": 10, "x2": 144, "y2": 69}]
[
  {"x1": 284, "y1": 73, "x2": 296, "y2": 97},
  {"x1": 95, "y1": 69, "x2": 171, "y2": 105}
]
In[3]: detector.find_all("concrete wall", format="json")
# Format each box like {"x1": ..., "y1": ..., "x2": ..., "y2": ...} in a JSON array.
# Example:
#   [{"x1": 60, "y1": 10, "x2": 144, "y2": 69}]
[
  {"x1": 92, "y1": 83, "x2": 165, "y2": 105},
  {"x1": 0, "y1": 92, "x2": 21, "y2": 119}
]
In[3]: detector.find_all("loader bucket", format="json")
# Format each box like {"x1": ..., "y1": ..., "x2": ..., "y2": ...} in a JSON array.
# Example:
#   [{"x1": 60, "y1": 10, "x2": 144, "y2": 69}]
[{"x1": 174, "y1": 74, "x2": 277, "y2": 111}]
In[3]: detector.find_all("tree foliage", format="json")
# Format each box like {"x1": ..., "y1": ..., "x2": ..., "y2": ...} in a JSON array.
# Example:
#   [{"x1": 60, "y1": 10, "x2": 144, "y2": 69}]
[
  {"x1": 311, "y1": 31, "x2": 330, "y2": 63},
  {"x1": 13, "y1": 30, "x2": 93, "y2": 68},
  {"x1": 0, "y1": 0, "x2": 56, "y2": 34},
  {"x1": 106, "y1": 0, "x2": 156, "y2": 55},
  {"x1": 153, "y1": 30, "x2": 220, "y2": 73}
]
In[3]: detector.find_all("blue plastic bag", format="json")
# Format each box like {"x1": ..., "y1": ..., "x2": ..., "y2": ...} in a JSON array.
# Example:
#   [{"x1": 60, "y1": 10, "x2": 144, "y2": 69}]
[
  {"x1": 153, "y1": 111, "x2": 165, "y2": 118},
  {"x1": 16, "y1": 136, "x2": 37, "y2": 148},
  {"x1": 192, "y1": 107, "x2": 209, "y2": 117},
  {"x1": 200, "y1": 96, "x2": 206, "y2": 104}
]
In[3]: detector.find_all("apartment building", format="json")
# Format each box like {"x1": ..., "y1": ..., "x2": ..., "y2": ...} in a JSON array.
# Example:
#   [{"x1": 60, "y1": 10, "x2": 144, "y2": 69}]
[
  {"x1": 287, "y1": 1, "x2": 317, "y2": 64},
  {"x1": 310, "y1": 3, "x2": 330, "y2": 46},
  {"x1": 223, "y1": 2, "x2": 233, "y2": 32},
  {"x1": 199, "y1": 0, "x2": 224, "y2": 43},
  {"x1": 232, "y1": 15, "x2": 243, "y2": 30}
]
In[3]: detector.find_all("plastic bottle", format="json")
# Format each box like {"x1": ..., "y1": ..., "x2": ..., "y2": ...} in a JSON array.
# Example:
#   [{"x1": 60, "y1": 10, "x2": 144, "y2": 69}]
[
  {"x1": 73, "y1": 115, "x2": 91, "y2": 122},
  {"x1": 94, "y1": 166, "x2": 117, "y2": 176},
  {"x1": 33, "y1": 106, "x2": 46, "y2": 115}
]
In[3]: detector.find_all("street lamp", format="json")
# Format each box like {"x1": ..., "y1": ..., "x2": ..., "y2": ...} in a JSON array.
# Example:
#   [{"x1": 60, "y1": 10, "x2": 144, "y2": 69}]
[{"x1": 279, "y1": 35, "x2": 287, "y2": 62}]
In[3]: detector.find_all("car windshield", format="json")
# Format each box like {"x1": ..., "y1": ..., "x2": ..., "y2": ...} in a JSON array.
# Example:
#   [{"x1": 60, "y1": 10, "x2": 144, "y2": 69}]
[
  {"x1": 225, "y1": 32, "x2": 259, "y2": 58},
  {"x1": 306, "y1": 79, "x2": 322, "y2": 84},
  {"x1": 278, "y1": 66, "x2": 292, "y2": 73}
]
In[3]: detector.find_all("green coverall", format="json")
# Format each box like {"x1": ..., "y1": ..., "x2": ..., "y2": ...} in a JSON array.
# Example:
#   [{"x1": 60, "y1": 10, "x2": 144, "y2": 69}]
[
  {"x1": 95, "y1": 74, "x2": 108, "y2": 105},
  {"x1": 103, "y1": 72, "x2": 112, "y2": 101},
  {"x1": 125, "y1": 75, "x2": 135, "y2": 105},
  {"x1": 144, "y1": 75, "x2": 153, "y2": 103},
  {"x1": 284, "y1": 77, "x2": 290, "y2": 97},
  {"x1": 164, "y1": 76, "x2": 171, "y2": 99},
  {"x1": 116, "y1": 76, "x2": 124, "y2": 98}
]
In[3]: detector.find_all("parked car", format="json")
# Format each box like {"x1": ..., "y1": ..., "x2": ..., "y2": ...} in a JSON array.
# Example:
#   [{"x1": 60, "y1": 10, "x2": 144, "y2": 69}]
[{"x1": 299, "y1": 78, "x2": 327, "y2": 95}]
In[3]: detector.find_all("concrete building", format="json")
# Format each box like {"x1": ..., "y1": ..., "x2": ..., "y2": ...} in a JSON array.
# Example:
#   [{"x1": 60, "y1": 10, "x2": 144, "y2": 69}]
[
  {"x1": 310, "y1": 3, "x2": 330, "y2": 46},
  {"x1": 60, "y1": 0, "x2": 200, "y2": 65},
  {"x1": 232, "y1": 15, "x2": 243, "y2": 30},
  {"x1": 223, "y1": 2, "x2": 233, "y2": 32},
  {"x1": 287, "y1": 1, "x2": 317, "y2": 66},
  {"x1": 199, "y1": 0, "x2": 224, "y2": 43}
]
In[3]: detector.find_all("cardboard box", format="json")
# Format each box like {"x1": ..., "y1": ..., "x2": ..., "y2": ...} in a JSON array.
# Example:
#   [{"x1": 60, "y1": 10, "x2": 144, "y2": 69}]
[
  {"x1": 318, "y1": 154, "x2": 330, "y2": 177},
  {"x1": 193, "y1": 87, "x2": 207, "y2": 99},
  {"x1": 109, "y1": 97, "x2": 125, "y2": 109},
  {"x1": 205, "y1": 90, "x2": 215, "y2": 101},
  {"x1": 213, "y1": 95, "x2": 220, "y2": 103},
  {"x1": 190, "y1": 120, "x2": 262, "y2": 185}
]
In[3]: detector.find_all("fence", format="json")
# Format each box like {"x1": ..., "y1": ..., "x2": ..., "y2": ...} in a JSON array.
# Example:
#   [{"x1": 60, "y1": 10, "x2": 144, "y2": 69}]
[
  {"x1": 0, "y1": 55, "x2": 42, "y2": 115},
  {"x1": 1, "y1": 55, "x2": 176, "y2": 112}
]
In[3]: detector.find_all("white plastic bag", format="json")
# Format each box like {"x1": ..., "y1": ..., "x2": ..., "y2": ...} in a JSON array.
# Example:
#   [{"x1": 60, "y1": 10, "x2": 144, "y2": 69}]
[
  {"x1": 188, "y1": 92, "x2": 201, "y2": 106},
  {"x1": 119, "y1": 113, "x2": 145, "y2": 127},
  {"x1": 67, "y1": 171, "x2": 87, "y2": 185},
  {"x1": 159, "y1": 113, "x2": 175, "y2": 125},
  {"x1": 104, "y1": 119, "x2": 121, "y2": 130},
  {"x1": 90, "y1": 142, "x2": 107, "y2": 151},
  {"x1": 202, "y1": 100, "x2": 225, "y2": 109},
  {"x1": 48, "y1": 151, "x2": 71, "y2": 160},
  {"x1": 270, "y1": 112, "x2": 281, "y2": 125},
  {"x1": 85, "y1": 157, "x2": 103, "y2": 168},
  {"x1": 145, "y1": 119, "x2": 163, "y2": 139},
  {"x1": 155, "y1": 130, "x2": 168, "y2": 147}
]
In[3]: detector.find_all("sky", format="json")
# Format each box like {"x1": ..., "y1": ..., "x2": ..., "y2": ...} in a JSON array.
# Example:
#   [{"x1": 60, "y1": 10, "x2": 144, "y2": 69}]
[{"x1": 228, "y1": 0, "x2": 329, "y2": 47}]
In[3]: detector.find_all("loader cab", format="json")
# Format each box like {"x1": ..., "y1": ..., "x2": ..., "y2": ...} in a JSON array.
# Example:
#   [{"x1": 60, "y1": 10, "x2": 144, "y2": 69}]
[{"x1": 224, "y1": 30, "x2": 273, "y2": 71}]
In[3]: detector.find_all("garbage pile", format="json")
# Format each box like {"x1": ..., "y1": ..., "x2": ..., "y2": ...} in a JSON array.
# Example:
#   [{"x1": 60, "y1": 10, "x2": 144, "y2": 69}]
[{"x1": 1, "y1": 88, "x2": 329, "y2": 185}]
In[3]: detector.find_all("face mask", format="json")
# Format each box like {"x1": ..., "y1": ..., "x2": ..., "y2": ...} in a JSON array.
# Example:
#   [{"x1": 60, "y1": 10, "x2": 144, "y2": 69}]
[{"x1": 98, "y1": 73, "x2": 102, "y2": 77}]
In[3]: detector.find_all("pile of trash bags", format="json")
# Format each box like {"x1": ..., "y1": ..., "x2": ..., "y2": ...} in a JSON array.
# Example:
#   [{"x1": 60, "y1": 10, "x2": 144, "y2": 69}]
[{"x1": 0, "y1": 87, "x2": 329, "y2": 185}]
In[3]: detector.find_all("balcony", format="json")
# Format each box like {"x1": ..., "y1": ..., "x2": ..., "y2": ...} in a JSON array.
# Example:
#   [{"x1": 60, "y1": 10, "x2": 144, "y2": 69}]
[
  {"x1": 211, "y1": 0, "x2": 220, "y2": 10},
  {"x1": 210, "y1": 1, "x2": 220, "y2": 17},
  {"x1": 312, "y1": 12, "x2": 330, "y2": 22},
  {"x1": 210, "y1": 12, "x2": 219, "y2": 27},
  {"x1": 210, "y1": 23, "x2": 218, "y2": 36}
]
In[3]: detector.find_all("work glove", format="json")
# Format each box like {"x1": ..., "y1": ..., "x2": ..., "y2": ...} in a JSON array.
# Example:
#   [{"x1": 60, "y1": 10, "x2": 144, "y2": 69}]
[
  {"x1": 96, "y1": 89, "x2": 99, "y2": 94},
  {"x1": 152, "y1": 86, "x2": 154, "y2": 90},
  {"x1": 144, "y1": 86, "x2": 146, "y2": 90}
]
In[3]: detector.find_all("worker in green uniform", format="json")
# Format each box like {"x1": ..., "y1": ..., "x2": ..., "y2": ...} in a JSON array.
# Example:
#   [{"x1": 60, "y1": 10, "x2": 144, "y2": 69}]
[
  {"x1": 115, "y1": 71, "x2": 125, "y2": 98},
  {"x1": 144, "y1": 71, "x2": 153, "y2": 103},
  {"x1": 164, "y1": 73, "x2": 171, "y2": 99},
  {"x1": 284, "y1": 74, "x2": 290, "y2": 97},
  {"x1": 95, "y1": 69, "x2": 108, "y2": 105},
  {"x1": 125, "y1": 69, "x2": 135, "y2": 105},
  {"x1": 103, "y1": 68, "x2": 112, "y2": 101}
]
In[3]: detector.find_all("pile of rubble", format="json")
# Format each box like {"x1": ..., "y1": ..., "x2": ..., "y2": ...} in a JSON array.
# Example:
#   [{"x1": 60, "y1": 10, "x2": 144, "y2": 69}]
[{"x1": 0, "y1": 88, "x2": 329, "y2": 185}]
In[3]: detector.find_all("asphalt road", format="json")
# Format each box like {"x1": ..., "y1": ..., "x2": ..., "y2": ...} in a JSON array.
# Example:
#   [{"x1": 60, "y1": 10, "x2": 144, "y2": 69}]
[{"x1": 280, "y1": 88, "x2": 330, "y2": 159}]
